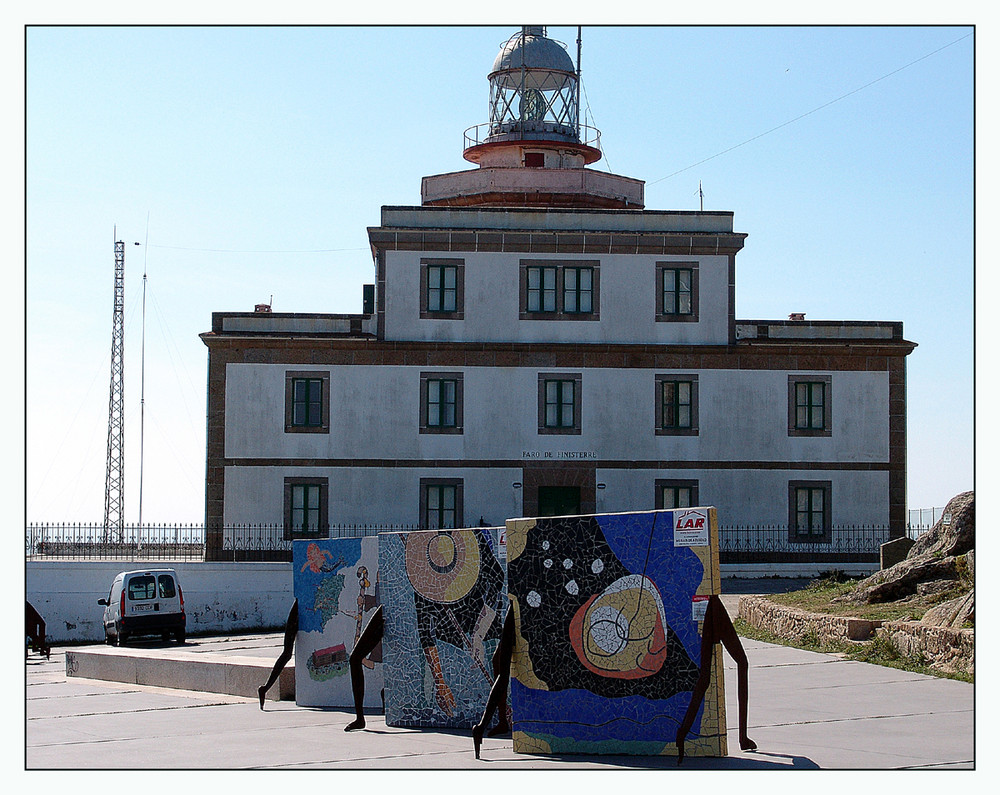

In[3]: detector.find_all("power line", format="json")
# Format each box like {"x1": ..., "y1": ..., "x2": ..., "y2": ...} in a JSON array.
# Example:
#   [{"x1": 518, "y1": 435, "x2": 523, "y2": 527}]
[
  {"x1": 149, "y1": 244, "x2": 367, "y2": 254},
  {"x1": 649, "y1": 31, "x2": 972, "y2": 186}
]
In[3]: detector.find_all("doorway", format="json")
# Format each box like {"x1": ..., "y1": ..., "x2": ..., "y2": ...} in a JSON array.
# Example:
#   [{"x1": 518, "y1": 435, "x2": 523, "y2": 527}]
[{"x1": 537, "y1": 485, "x2": 582, "y2": 517}]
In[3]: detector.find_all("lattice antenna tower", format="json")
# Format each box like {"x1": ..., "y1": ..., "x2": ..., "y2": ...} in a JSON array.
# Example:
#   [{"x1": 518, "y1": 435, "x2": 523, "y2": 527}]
[{"x1": 103, "y1": 235, "x2": 126, "y2": 542}]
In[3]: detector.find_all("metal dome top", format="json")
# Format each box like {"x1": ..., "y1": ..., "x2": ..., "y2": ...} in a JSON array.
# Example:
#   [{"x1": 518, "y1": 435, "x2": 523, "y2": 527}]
[{"x1": 490, "y1": 27, "x2": 576, "y2": 76}]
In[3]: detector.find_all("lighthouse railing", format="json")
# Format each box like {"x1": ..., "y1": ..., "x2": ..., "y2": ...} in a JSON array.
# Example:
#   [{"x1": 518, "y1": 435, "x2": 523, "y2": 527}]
[{"x1": 463, "y1": 122, "x2": 601, "y2": 151}]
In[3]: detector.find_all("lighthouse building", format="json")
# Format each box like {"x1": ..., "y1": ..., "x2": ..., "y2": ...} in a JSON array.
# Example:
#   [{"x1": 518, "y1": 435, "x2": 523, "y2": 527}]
[{"x1": 200, "y1": 27, "x2": 914, "y2": 557}]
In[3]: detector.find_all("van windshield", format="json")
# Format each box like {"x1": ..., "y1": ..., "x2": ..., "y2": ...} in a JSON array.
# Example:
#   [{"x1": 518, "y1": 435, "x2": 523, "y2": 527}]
[
  {"x1": 127, "y1": 575, "x2": 156, "y2": 601},
  {"x1": 158, "y1": 575, "x2": 176, "y2": 599}
]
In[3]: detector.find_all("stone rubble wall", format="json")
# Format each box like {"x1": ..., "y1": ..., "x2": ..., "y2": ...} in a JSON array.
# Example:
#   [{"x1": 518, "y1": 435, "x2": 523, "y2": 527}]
[
  {"x1": 738, "y1": 595, "x2": 882, "y2": 643},
  {"x1": 878, "y1": 620, "x2": 974, "y2": 676},
  {"x1": 737, "y1": 595, "x2": 974, "y2": 676}
]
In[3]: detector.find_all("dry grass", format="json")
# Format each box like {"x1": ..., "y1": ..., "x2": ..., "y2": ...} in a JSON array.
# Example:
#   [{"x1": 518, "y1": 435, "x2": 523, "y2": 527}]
[
  {"x1": 736, "y1": 572, "x2": 974, "y2": 683},
  {"x1": 766, "y1": 573, "x2": 971, "y2": 623}
]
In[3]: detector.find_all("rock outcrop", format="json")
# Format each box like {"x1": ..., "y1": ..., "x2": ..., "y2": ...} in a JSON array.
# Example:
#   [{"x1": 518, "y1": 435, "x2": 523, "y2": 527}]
[
  {"x1": 844, "y1": 492, "x2": 973, "y2": 620},
  {"x1": 910, "y1": 491, "x2": 975, "y2": 559},
  {"x1": 920, "y1": 586, "x2": 974, "y2": 629}
]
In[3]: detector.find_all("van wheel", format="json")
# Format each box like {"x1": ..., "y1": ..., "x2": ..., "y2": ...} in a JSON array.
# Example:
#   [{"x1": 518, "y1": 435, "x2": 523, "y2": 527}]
[
  {"x1": 175, "y1": 630, "x2": 186, "y2": 644},
  {"x1": 115, "y1": 631, "x2": 128, "y2": 647}
]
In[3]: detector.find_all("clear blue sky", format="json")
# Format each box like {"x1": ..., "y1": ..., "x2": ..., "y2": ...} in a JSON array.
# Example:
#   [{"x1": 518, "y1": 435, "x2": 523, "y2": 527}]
[{"x1": 24, "y1": 22, "x2": 976, "y2": 524}]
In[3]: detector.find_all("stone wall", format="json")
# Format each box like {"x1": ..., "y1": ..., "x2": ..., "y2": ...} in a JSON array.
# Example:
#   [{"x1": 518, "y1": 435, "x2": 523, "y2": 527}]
[
  {"x1": 737, "y1": 595, "x2": 974, "y2": 676},
  {"x1": 738, "y1": 595, "x2": 881, "y2": 643},
  {"x1": 879, "y1": 620, "x2": 974, "y2": 676}
]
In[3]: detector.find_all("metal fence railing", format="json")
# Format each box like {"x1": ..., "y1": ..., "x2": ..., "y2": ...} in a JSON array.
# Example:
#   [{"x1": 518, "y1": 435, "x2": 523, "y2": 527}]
[
  {"x1": 215, "y1": 523, "x2": 426, "y2": 562},
  {"x1": 907, "y1": 506, "x2": 945, "y2": 534},
  {"x1": 27, "y1": 520, "x2": 932, "y2": 564},
  {"x1": 24, "y1": 522, "x2": 430, "y2": 562},
  {"x1": 26, "y1": 523, "x2": 207, "y2": 562},
  {"x1": 717, "y1": 524, "x2": 893, "y2": 564}
]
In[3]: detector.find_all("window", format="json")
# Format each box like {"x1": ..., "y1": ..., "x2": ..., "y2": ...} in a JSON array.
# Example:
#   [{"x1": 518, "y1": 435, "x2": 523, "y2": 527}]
[
  {"x1": 420, "y1": 478, "x2": 463, "y2": 530},
  {"x1": 524, "y1": 152, "x2": 545, "y2": 167},
  {"x1": 788, "y1": 375, "x2": 832, "y2": 437},
  {"x1": 655, "y1": 375, "x2": 698, "y2": 435},
  {"x1": 663, "y1": 268, "x2": 693, "y2": 314},
  {"x1": 538, "y1": 373, "x2": 582, "y2": 435},
  {"x1": 656, "y1": 262, "x2": 699, "y2": 323},
  {"x1": 563, "y1": 267, "x2": 594, "y2": 314},
  {"x1": 128, "y1": 575, "x2": 156, "y2": 601},
  {"x1": 157, "y1": 574, "x2": 176, "y2": 599},
  {"x1": 293, "y1": 379, "x2": 323, "y2": 426},
  {"x1": 284, "y1": 371, "x2": 330, "y2": 434},
  {"x1": 420, "y1": 259, "x2": 464, "y2": 319},
  {"x1": 427, "y1": 379, "x2": 457, "y2": 427},
  {"x1": 795, "y1": 382, "x2": 825, "y2": 429},
  {"x1": 655, "y1": 479, "x2": 699, "y2": 510},
  {"x1": 428, "y1": 265, "x2": 457, "y2": 312},
  {"x1": 420, "y1": 372, "x2": 463, "y2": 434},
  {"x1": 526, "y1": 265, "x2": 558, "y2": 313},
  {"x1": 545, "y1": 380, "x2": 574, "y2": 428},
  {"x1": 284, "y1": 477, "x2": 329, "y2": 539},
  {"x1": 520, "y1": 260, "x2": 600, "y2": 319},
  {"x1": 788, "y1": 481, "x2": 832, "y2": 541}
]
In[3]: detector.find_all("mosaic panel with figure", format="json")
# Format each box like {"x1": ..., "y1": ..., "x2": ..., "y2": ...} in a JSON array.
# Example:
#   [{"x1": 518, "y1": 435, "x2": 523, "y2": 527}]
[
  {"x1": 292, "y1": 537, "x2": 383, "y2": 708},
  {"x1": 379, "y1": 528, "x2": 507, "y2": 728},
  {"x1": 505, "y1": 508, "x2": 726, "y2": 756}
]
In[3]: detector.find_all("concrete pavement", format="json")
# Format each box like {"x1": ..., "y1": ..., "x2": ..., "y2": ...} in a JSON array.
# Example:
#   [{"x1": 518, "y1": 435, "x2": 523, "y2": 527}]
[{"x1": 26, "y1": 628, "x2": 974, "y2": 769}]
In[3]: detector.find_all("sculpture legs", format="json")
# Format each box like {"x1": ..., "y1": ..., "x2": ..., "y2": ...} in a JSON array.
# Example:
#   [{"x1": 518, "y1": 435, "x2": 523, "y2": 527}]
[
  {"x1": 472, "y1": 607, "x2": 515, "y2": 758},
  {"x1": 258, "y1": 600, "x2": 298, "y2": 710},
  {"x1": 715, "y1": 600, "x2": 756, "y2": 754},
  {"x1": 345, "y1": 605, "x2": 384, "y2": 731},
  {"x1": 675, "y1": 595, "x2": 755, "y2": 763}
]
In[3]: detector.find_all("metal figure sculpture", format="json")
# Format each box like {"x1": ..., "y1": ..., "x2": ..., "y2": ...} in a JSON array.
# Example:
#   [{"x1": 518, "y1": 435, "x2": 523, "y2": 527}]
[
  {"x1": 258, "y1": 599, "x2": 298, "y2": 710},
  {"x1": 26, "y1": 601, "x2": 50, "y2": 659},
  {"x1": 344, "y1": 605, "x2": 384, "y2": 731},
  {"x1": 471, "y1": 607, "x2": 515, "y2": 758},
  {"x1": 675, "y1": 594, "x2": 756, "y2": 763}
]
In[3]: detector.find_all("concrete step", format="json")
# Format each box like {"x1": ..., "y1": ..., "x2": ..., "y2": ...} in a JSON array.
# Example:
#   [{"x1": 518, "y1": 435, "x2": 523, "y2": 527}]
[{"x1": 65, "y1": 645, "x2": 295, "y2": 701}]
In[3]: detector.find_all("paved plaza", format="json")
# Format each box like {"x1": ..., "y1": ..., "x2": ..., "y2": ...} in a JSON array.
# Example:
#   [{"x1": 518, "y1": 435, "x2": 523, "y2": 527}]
[{"x1": 26, "y1": 620, "x2": 974, "y2": 771}]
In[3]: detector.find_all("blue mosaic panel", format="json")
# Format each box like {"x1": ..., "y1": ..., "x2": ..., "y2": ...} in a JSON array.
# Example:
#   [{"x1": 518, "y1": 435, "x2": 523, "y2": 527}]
[
  {"x1": 506, "y1": 508, "x2": 725, "y2": 756},
  {"x1": 379, "y1": 528, "x2": 507, "y2": 729},
  {"x1": 292, "y1": 537, "x2": 383, "y2": 708}
]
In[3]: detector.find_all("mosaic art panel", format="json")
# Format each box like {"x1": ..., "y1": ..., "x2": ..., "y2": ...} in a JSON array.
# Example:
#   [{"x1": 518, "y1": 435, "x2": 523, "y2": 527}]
[
  {"x1": 379, "y1": 528, "x2": 507, "y2": 728},
  {"x1": 292, "y1": 537, "x2": 384, "y2": 708},
  {"x1": 506, "y1": 508, "x2": 726, "y2": 756}
]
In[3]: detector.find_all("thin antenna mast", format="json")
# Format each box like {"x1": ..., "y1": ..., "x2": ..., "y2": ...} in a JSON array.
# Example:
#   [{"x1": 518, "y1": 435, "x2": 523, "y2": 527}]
[
  {"x1": 103, "y1": 230, "x2": 126, "y2": 542},
  {"x1": 519, "y1": 26, "x2": 527, "y2": 130},
  {"x1": 698, "y1": 181, "x2": 705, "y2": 212},
  {"x1": 138, "y1": 213, "x2": 149, "y2": 527},
  {"x1": 576, "y1": 26, "x2": 582, "y2": 134}
]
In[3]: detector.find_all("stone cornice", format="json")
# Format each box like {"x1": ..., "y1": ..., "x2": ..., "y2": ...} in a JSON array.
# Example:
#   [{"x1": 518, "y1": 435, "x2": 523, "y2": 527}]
[
  {"x1": 366, "y1": 228, "x2": 748, "y2": 256},
  {"x1": 199, "y1": 333, "x2": 916, "y2": 364}
]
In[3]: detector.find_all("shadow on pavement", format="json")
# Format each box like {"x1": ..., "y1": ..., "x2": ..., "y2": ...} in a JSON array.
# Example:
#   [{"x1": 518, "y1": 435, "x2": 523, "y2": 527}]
[{"x1": 477, "y1": 750, "x2": 820, "y2": 770}]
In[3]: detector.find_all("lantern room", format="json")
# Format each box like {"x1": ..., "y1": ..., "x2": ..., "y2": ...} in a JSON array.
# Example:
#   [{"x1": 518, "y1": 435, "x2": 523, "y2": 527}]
[{"x1": 420, "y1": 26, "x2": 644, "y2": 209}]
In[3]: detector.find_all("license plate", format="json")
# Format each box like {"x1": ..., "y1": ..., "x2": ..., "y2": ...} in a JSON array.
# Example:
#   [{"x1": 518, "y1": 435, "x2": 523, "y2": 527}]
[{"x1": 132, "y1": 603, "x2": 153, "y2": 612}]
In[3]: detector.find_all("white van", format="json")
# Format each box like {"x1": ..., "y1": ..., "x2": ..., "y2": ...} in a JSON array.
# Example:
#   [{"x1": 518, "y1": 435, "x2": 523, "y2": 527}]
[{"x1": 98, "y1": 569, "x2": 186, "y2": 645}]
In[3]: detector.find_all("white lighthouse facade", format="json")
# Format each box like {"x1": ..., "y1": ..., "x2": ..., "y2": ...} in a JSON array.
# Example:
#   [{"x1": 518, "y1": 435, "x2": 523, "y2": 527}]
[{"x1": 201, "y1": 28, "x2": 913, "y2": 558}]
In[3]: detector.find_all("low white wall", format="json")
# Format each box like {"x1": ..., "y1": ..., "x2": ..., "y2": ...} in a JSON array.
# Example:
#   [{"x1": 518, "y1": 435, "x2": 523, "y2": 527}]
[
  {"x1": 721, "y1": 562, "x2": 879, "y2": 578},
  {"x1": 26, "y1": 559, "x2": 874, "y2": 644},
  {"x1": 26, "y1": 561, "x2": 294, "y2": 644}
]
